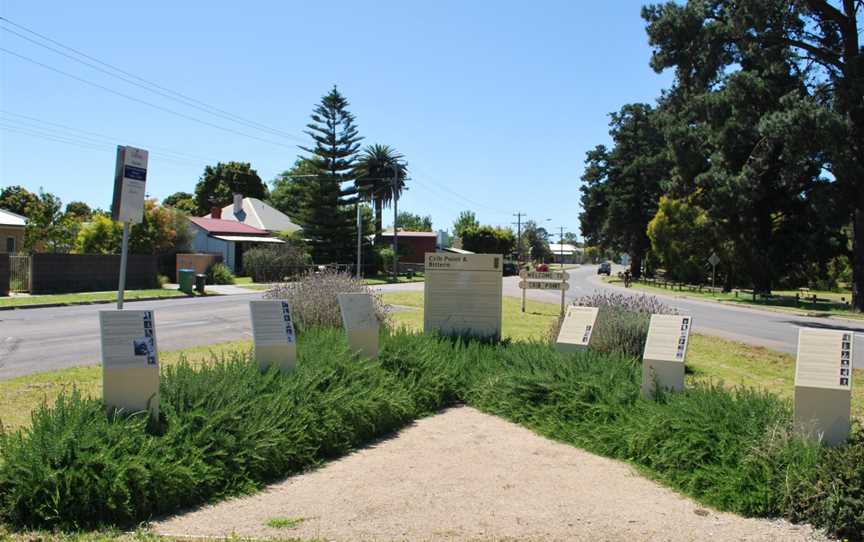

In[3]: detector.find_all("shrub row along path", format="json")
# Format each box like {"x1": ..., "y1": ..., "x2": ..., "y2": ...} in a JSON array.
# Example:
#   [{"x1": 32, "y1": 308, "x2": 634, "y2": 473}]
[{"x1": 154, "y1": 406, "x2": 824, "y2": 541}]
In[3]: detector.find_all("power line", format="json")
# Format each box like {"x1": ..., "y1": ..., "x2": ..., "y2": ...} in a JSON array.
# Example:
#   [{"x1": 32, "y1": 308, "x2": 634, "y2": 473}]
[
  {"x1": 0, "y1": 46, "x2": 300, "y2": 150},
  {"x1": 0, "y1": 17, "x2": 303, "y2": 142},
  {"x1": 0, "y1": 110, "x2": 219, "y2": 164}
]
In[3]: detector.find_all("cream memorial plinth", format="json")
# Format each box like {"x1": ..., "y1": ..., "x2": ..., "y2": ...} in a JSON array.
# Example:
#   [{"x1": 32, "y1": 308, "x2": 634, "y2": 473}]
[
  {"x1": 249, "y1": 300, "x2": 297, "y2": 372},
  {"x1": 641, "y1": 314, "x2": 691, "y2": 399},
  {"x1": 794, "y1": 328, "x2": 853, "y2": 446},
  {"x1": 338, "y1": 293, "x2": 379, "y2": 358},
  {"x1": 424, "y1": 253, "x2": 503, "y2": 340},
  {"x1": 555, "y1": 306, "x2": 599, "y2": 353},
  {"x1": 99, "y1": 310, "x2": 159, "y2": 419}
]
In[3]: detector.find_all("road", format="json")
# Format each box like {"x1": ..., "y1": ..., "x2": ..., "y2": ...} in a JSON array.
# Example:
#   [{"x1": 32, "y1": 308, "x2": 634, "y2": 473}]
[
  {"x1": 509, "y1": 264, "x2": 864, "y2": 365},
  {"x1": 3, "y1": 264, "x2": 864, "y2": 379},
  {"x1": 0, "y1": 292, "x2": 263, "y2": 379}
]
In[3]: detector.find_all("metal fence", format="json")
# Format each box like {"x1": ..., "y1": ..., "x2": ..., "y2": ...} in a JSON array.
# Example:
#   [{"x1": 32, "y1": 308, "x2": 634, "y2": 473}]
[{"x1": 9, "y1": 255, "x2": 30, "y2": 292}]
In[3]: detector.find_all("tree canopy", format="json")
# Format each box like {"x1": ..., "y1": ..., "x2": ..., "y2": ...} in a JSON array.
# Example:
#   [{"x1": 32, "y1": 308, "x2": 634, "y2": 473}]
[{"x1": 193, "y1": 162, "x2": 268, "y2": 215}]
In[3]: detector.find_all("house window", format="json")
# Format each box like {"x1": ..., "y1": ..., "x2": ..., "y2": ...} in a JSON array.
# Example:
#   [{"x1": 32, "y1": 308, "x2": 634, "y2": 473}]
[{"x1": 6, "y1": 237, "x2": 15, "y2": 253}]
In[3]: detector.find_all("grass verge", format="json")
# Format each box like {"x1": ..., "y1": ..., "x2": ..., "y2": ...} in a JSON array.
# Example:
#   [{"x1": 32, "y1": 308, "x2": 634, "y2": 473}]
[
  {"x1": 608, "y1": 277, "x2": 862, "y2": 319},
  {"x1": 363, "y1": 273, "x2": 425, "y2": 286},
  {"x1": 0, "y1": 290, "x2": 188, "y2": 309}
]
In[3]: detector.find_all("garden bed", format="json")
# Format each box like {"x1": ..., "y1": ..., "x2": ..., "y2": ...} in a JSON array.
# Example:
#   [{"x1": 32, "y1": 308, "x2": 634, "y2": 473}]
[{"x1": 1, "y1": 330, "x2": 863, "y2": 539}]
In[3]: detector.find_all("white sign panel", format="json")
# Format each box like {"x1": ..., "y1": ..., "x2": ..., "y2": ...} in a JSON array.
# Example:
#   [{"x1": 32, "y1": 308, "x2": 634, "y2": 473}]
[
  {"x1": 249, "y1": 300, "x2": 297, "y2": 371},
  {"x1": 99, "y1": 309, "x2": 159, "y2": 418},
  {"x1": 643, "y1": 314, "x2": 691, "y2": 363},
  {"x1": 100, "y1": 310, "x2": 158, "y2": 369},
  {"x1": 795, "y1": 328, "x2": 853, "y2": 391},
  {"x1": 555, "y1": 306, "x2": 599, "y2": 352},
  {"x1": 338, "y1": 293, "x2": 379, "y2": 358},
  {"x1": 518, "y1": 280, "x2": 570, "y2": 291},
  {"x1": 112, "y1": 145, "x2": 149, "y2": 224},
  {"x1": 424, "y1": 253, "x2": 503, "y2": 340}
]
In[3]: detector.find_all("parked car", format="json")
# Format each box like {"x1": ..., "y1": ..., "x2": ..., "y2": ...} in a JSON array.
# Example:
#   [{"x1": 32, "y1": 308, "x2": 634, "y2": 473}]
[
  {"x1": 597, "y1": 262, "x2": 612, "y2": 275},
  {"x1": 502, "y1": 262, "x2": 519, "y2": 276}
]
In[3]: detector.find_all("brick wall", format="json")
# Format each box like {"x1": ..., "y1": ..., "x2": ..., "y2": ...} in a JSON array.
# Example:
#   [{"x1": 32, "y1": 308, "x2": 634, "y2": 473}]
[
  {"x1": 30, "y1": 253, "x2": 158, "y2": 294},
  {"x1": 0, "y1": 253, "x2": 8, "y2": 296},
  {"x1": 176, "y1": 253, "x2": 223, "y2": 282}
]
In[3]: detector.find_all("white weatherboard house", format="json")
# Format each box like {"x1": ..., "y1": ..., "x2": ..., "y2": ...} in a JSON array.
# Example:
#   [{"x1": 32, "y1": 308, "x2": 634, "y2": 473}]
[
  {"x1": 0, "y1": 209, "x2": 26, "y2": 253},
  {"x1": 220, "y1": 195, "x2": 300, "y2": 234},
  {"x1": 188, "y1": 214, "x2": 284, "y2": 273},
  {"x1": 549, "y1": 243, "x2": 583, "y2": 264}
]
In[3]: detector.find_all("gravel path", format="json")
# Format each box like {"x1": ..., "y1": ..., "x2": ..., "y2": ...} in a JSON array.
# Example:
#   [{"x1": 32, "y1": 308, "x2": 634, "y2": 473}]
[{"x1": 154, "y1": 406, "x2": 827, "y2": 541}]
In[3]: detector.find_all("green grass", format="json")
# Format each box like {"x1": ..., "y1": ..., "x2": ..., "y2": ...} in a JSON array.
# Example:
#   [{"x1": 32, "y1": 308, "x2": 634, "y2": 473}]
[
  {"x1": 363, "y1": 273, "x2": 425, "y2": 285},
  {"x1": 381, "y1": 290, "x2": 560, "y2": 341},
  {"x1": 265, "y1": 516, "x2": 305, "y2": 529},
  {"x1": 611, "y1": 277, "x2": 862, "y2": 319},
  {"x1": 0, "y1": 289, "x2": 188, "y2": 308}
]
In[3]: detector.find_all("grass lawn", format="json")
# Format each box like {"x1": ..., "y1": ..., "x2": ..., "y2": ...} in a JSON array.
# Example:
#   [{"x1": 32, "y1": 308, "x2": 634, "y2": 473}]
[
  {"x1": 363, "y1": 273, "x2": 425, "y2": 286},
  {"x1": 608, "y1": 277, "x2": 863, "y2": 319},
  {"x1": 381, "y1": 290, "x2": 558, "y2": 341},
  {"x1": 0, "y1": 289, "x2": 188, "y2": 309}
]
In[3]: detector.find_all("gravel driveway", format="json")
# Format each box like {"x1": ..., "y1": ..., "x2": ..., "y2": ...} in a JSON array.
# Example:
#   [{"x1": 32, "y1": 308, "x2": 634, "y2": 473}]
[{"x1": 154, "y1": 406, "x2": 827, "y2": 541}]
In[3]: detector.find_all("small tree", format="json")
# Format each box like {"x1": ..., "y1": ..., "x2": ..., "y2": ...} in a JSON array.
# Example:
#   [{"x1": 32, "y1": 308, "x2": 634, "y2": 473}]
[
  {"x1": 647, "y1": 196, "x2": 716, "y2": 284},
  {"x1": 461, "y1": 225, "x2": 515, "y2": 255},
  {"x1": 194, "y1": 162, "x2": 267, "y2": 214},
  {"x1": 24, "y1": 191, "x2": 77, "y2": 253},
  {"x1": 395, "y1": 212, "x2": 432, "y2": 231},
  {"x1": 0, "y1": 185, "x2": 38, "y2": 217},
  {"x1": 453, "y1": 210, "x2": 479, "y2": 238}
]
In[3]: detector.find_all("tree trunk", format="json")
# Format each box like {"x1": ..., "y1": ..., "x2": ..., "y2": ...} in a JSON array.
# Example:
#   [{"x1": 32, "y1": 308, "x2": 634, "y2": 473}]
[
  {"x1": 853, "y1": 196, "x2": 864, "y2": 311},
  {"x1": 374, "y1": 197, "x2": 383, "y2": 241},
  {"x1": 630, "y1": 252, "x2": 642, "y2": 279}
]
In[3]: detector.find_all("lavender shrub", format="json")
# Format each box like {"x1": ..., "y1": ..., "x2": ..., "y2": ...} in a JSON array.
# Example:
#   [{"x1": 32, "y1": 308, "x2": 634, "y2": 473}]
[
  {"x1": 548, "y1": 292, "x2": 677, "y2": 358},
  {"x1": 266, "y1": 270, "x2": 390, "y2": 331}
]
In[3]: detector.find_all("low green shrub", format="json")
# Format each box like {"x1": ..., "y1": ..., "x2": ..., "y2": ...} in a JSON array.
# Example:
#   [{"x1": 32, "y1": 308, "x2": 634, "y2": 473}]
[
  {"x1": 1, "y1": 332, "x2": 863, "y2": 539},
  {"x1": 206, "y1": 263, "x2": 235, "y2": 285},
  {"x1": 242, "y1": 245, "x2": 310, "y2": 283}
]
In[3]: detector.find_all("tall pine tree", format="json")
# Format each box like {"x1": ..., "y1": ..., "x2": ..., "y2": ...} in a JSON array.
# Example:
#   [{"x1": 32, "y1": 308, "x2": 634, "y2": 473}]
[{"x1": 294, "y1": 86, "x2": 363, "y2": 264}]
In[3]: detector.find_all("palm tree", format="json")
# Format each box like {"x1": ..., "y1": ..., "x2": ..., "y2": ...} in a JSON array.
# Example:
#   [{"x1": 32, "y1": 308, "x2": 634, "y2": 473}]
[{"x1": 354, "y1": 144, "x2": 408, "y2": 239}]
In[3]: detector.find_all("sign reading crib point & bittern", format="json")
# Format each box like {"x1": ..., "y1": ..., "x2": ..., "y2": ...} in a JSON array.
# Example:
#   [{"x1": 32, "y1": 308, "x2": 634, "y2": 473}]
[
  {"x1": 794, "y1": 328, "x2": 853, "y2": 446},
  {"x1": 337, "y1": 293, "x2": 379, "y2": 358},
  {"x1": 641, "y1": 314, "x2": 691, "y2": 399},
  {"x1": 555, "y1": 306, "x2": 599, "y2": 353},
  {"x1": 249, "y1": 300, "x2": 297, "y2": 372},
  {"x1": 99, "y1": 309, "x2": 159, "y2": 419},
  {"x1": 424, "y1": 253, "x2": 503, "y2": 340}
]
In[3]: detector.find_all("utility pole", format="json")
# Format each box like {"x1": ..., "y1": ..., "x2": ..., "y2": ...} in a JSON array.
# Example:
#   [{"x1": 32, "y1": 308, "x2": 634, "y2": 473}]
[
  {"x1": 356, "y1": 196, "x2": 362, "y2": 278},
  {"x1": 392, "y1": 167, "x2": 399, "y2": 282},
  {"x1": 512, "y1": 212, "x2": 525, "y2": 265}
]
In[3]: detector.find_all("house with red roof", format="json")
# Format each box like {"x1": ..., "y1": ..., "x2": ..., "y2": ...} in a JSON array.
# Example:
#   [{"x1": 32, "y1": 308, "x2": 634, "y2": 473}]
[{"x1": 188, "y1": 207, "x2": 284, "y2": 272}]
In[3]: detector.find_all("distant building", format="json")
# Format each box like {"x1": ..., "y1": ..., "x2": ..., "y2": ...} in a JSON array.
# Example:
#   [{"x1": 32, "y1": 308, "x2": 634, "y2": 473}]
[
  {"x1": 0, "y1": 209, "x2": 26, "y2": 253},
  {"x1": 218, "y1": 194, "x2": 300, "y2": 234},
  {"x1": 379, "y1": 229, "x2": 437, "y2": 263},
  {"x1": 189, "y1": 215, "x2": 284, "y2": 273},
  {"x1": 548, "y1": 243, "x2": 583, "y2": 264}
]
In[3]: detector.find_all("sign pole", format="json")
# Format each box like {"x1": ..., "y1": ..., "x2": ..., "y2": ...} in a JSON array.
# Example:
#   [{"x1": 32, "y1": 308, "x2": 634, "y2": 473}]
[
  {"x1": 521, "y1": 285, "x2": 526, "y2": 313},
  {"x1": 559, "y1": 226, "x2": 565, "y2": 316},
  {"x1": 117, "y1": 221, "x2": 130, "y2": 310}
]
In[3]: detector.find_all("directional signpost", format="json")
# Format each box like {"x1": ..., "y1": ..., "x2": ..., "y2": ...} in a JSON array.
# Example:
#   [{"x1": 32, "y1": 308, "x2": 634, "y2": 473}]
[
  {"x1": 518, "y1": 269, "x2": 570, "y2": 314},
  {"x1": 111, "y1": 145, "x2": 148, "y2": 310},
  {"x1": 708, "y1": 252, "x2": 720, "y2": 293}
]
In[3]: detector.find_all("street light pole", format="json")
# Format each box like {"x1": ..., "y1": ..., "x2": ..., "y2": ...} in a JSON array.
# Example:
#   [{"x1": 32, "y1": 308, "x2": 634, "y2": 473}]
[{"x1": 392, "y1": 167, "x2": 399, "y2": 282}]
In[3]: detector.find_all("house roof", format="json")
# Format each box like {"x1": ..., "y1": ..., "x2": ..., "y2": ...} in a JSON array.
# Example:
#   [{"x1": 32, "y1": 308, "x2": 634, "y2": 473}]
[
  {"x1": 0, "y1": 209, "x2": 26, "y2": 228},
  {"x1": 380, "y1": 229, "x2": 437, "y2": 238},
  {"x1": 189, "y1": 216, "x2": 269, "y2": 235},
  {"x1": 220, "y1": 197, "x2": 300, "y2": 233},
  {"x1": 549, "y1": 243, "x2": 583, "y2": 255}
]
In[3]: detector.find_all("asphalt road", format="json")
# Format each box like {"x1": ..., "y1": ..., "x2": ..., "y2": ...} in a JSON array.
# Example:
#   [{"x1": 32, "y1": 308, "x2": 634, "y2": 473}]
[
  {"x1": 0, "y1": 292, "x2": 263, "y2": 379},
  {"x1": 3, "y1": 264, "x2": 864, "y2": 379},
  {"x1": 510, "y1": 264, "x2": 864, "y2": 366}
]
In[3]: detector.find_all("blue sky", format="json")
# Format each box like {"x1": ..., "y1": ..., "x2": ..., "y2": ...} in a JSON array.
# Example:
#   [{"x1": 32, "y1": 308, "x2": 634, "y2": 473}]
[{"x1": 0, "y1": 0, "x2": 672, "y2": 238}]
